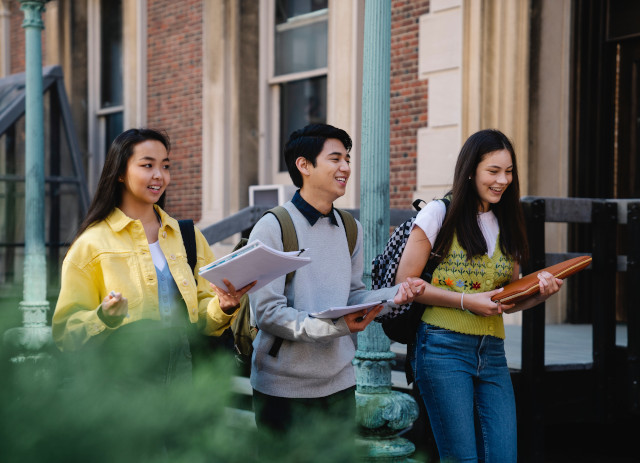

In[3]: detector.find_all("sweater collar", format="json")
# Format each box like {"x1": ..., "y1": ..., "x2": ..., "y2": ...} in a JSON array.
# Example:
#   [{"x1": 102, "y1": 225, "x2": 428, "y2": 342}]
[{"x1": 291, "y1": 190, "x2": 338, "y2": 227}]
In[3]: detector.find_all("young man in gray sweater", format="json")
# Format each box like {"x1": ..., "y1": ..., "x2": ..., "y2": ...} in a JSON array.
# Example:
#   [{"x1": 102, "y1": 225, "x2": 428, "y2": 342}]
[{"x1": 248, "y1": 123, "x2": 425, "y2": 435}]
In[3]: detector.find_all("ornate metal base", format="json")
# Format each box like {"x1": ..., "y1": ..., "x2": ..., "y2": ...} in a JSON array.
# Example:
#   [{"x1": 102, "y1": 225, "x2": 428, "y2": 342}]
[{"x1": 3, "y1": 301, "x2": 53, "y2": 363}]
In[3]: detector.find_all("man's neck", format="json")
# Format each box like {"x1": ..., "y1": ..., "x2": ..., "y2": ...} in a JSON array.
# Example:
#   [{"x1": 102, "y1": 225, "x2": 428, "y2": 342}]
[{"x1": 299, "y1": 187, "x2": 335, "y2": 215}]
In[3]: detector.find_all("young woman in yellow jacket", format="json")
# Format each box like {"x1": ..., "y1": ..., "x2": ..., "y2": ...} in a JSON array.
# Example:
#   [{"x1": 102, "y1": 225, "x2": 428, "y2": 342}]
[{"x1": 53, "y1": 128, "x2": 253, "y2": 383}]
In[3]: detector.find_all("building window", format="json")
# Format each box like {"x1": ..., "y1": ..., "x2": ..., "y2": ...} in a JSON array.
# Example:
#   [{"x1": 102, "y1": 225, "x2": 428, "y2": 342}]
[
  {"x1": 99, "y1": 0, "x2": 123, "y2": 154},
  {"x1": 88, "y1": 0, "x2": 123, "y2": 188},
  {"x1": 271, "y1": 0, "x2": 328, "y2": 172}
]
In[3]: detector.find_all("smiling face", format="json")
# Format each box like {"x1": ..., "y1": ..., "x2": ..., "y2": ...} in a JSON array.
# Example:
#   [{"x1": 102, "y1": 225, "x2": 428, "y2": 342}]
[
  {"x1": 120, "y1": 140, "x2": 170, "y2": 210},
  {"x1": 297, "y1": 138, "x2": 351, "y2": 212},
  {"x1": 473, "y1": 149, "x2": 513, "y2": 212}
]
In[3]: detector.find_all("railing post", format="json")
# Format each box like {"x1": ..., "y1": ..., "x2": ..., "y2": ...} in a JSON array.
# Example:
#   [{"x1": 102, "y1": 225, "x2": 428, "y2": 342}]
[
  {"x1": 627, "y1": 202, "x2": 640, "y2": 414},
  {"x1": 591, "y1": 200, "x2": 618, "y2": 422},
  {"x1": 520, "y1": 197, "x2": 546, "y2": 463}
]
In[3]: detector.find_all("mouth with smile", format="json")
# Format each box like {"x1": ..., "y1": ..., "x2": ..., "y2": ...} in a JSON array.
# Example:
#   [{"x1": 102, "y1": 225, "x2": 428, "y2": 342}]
[
  {"x1": 336, "y1": 176, "x2": 348, "y2": 186},
  {"x1": 148, "y1": 185, "x2": 163, "y2": 192}
]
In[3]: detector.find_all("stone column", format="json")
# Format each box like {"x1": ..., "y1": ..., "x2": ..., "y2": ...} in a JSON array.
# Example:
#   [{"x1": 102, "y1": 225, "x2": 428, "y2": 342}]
[
  {"x1": 355, "y1": 0, "x2": 419, "y2": 460},
  {"x1": 4, "y1": 0, "x2": 52, "y2": 363}
]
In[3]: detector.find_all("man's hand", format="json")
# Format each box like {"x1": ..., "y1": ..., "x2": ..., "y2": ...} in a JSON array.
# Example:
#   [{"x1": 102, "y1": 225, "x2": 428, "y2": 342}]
[
  {"x1": 211, "y1": 278, "x2": 257, "y2": 314},
  {"x1": 344, "y1": 304, "x2": 385, "y2": 333},
  {"x1": 392, "y1": 277, "x2": 427, "y2": 305}
]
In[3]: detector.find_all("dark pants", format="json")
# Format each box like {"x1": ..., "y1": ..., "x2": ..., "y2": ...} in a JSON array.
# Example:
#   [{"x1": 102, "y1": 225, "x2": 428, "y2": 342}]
[{"x1": 252, "y1": 386, "x2": 356, "y2": 433}]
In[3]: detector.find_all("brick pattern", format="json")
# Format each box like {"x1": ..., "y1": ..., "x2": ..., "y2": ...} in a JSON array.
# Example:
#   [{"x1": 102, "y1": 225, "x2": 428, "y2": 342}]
[
  {"x1": 390, "y1": 1, "x2": 429, "y2": 209},
  {"x1": 9, "y1": 0, "x2": 26, "y2": 73},
  {"x1": 146, "y1": 0, "x2": 203, "y2": 221},
  {"x1": 7, "y1": 0, "x2": 51, "y2": 74}
]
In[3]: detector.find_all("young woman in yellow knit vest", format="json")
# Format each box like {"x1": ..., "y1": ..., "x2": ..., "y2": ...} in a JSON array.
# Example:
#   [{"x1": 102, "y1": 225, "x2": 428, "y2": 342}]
[{"x1": 396, "y1": 129, "x2": 563, "y2": 462}]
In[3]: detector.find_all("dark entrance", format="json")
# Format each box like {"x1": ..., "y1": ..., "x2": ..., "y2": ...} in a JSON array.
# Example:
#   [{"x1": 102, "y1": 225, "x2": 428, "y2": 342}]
[{"x1": 569, "y1": 0, "x2": 640, "y2": 323}]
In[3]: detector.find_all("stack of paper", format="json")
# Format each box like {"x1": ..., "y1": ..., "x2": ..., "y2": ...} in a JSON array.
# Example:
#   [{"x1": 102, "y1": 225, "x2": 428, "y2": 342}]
[
  {"x1": 309, "y1": 300, "x2": 388, "y2": 319},
  {"x1": 198, "y1": 240, "x2": 311, "y2": 293}
]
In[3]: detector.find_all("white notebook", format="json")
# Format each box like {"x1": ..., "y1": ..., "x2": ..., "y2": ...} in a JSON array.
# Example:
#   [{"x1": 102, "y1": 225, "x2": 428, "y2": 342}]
[
  {"x1": 198, "y1": 240, "x2": 311, "y2": 293},
  {"x1": 309, "y1": 300, "x2": 388, "y2": 319}
]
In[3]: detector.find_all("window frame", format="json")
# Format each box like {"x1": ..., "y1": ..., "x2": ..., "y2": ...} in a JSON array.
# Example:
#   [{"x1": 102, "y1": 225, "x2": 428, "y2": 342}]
[
  {"x1": 262, "y1": 0, "x2": 329, "y2": 184},
  {"x1": 87, "y1": 0, "x2": 124, "y2": 191}
]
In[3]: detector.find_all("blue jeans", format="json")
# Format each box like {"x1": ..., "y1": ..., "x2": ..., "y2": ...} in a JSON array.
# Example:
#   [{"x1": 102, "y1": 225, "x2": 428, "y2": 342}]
[{"x1": 413, "y1": 323, "x2": 517, "y2": 463}]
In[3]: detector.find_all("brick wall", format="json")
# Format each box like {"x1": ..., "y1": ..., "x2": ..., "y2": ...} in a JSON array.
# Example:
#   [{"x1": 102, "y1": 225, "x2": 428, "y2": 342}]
[
  {"x1": 7, "y1": 0, "x2": 52, "y2": 74},
  {"x1": 9, "y1": 0, "x2": 26, "y2": 73},
  {"x1": 390, "y1": 1, "x2": 429, "y2": 209},
  {"x1": 146, "y1": 0, "x2": 203, "y2": 221}
]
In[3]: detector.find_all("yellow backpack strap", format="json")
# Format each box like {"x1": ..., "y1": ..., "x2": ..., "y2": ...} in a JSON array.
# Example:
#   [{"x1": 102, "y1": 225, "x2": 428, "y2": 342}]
[{"x1": 336, "y1": 208, "x2": 357, "y2": 256}]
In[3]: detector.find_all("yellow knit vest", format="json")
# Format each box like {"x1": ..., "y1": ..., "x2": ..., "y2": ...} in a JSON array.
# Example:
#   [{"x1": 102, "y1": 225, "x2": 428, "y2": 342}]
[{"x1": 421, "y1": 233, "x2": 514, "y2": 339}]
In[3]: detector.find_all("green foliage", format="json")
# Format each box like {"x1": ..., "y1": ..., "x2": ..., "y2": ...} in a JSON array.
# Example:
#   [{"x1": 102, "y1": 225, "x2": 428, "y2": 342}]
[{"x1": 0, "y1": 326, "x2": 363, "y2": 463}]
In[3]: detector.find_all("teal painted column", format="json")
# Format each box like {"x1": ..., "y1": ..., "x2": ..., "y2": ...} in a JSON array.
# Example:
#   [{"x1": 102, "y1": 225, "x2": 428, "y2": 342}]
[
  {"x1": 4, "y1": 0, "x2": 52, "y2": 362},
  {"x1": 354, "y1": 1, "x2": 419, "y2": 461}
]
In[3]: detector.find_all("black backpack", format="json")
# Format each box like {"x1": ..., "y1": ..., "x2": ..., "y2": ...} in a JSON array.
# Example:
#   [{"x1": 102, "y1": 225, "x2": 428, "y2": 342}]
[{"x1": 371, "y1": 197, "x2": 450, "y2": 384}]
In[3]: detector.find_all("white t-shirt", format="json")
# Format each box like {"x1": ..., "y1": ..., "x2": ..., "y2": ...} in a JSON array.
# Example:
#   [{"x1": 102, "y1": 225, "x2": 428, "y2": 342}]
[
  {"x1": 148, "y1": 240, "x2": 167, "y2": 271},
  {"x1": 412, "y1": 200, "x2": 500, "y2": 258}
]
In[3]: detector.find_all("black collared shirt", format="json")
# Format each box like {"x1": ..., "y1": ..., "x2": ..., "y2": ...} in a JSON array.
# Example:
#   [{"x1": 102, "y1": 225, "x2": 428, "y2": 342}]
[{"x1": 291, "y1": 190, "x2": 339, "y2": 227}]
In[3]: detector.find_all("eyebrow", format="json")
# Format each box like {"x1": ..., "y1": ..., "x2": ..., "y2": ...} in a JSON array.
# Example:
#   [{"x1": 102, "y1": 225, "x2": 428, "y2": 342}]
[{"x1": 137, "y1": 156, "x2": 170, "y2": 162}]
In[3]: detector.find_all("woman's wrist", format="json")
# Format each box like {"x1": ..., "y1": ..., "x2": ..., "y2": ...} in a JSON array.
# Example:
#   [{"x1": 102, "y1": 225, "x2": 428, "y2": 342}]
[{"x1": 97, "y1": 305, "x2": 126, "y2": 328}]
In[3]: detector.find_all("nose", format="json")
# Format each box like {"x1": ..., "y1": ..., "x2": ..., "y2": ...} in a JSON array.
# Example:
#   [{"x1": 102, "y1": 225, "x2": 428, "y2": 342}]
[
  {"x1": 340, "y1": 160, "x2": 351, "y2": 173},
  {"x1": 497, "y1": 172, "x2": 509, "y2": 184},
  {"x1": 152, "y1": 167, "x2": 161, "y2": 179}
]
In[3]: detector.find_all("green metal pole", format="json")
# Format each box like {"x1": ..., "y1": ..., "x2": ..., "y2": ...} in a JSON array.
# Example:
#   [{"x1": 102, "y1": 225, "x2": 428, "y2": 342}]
[
  {"x1": 354, "y1": 1, "x2": 419, "y2": 460},
  {"x1": 4, "y1": 0, "x2": 52, "y2": 362}
]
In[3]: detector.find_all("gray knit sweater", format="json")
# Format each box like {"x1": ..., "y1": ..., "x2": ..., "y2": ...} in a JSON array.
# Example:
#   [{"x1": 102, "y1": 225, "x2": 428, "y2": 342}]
[{"x1": 248, "y1": 201, "x2": 399, "y2": 398}]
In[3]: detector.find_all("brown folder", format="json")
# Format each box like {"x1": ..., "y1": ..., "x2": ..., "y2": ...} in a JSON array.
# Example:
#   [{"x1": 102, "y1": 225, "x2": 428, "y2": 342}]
[{"x1": 491, "y1": 255, "x2": 592, "y2": 305}]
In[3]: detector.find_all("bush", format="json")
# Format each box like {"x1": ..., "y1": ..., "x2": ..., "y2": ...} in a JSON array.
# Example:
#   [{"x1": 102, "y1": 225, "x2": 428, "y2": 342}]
[{"x1": 0, "y1": 327, "x2": 362, "y2": 463}]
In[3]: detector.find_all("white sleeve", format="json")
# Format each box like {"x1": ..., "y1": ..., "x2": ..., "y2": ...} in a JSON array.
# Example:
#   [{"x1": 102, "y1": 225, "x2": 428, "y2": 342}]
[{"x1": 411, "y1": 200, "x2": 447, "y2": 248}]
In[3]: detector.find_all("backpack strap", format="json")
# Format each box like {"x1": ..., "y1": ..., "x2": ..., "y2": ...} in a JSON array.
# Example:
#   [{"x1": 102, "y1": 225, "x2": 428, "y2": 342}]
[
  {"x1": 421, "y1": 196, "x2": 451, "y2": 283},
  {"x1": 178, "y1": 219, "x2": 197, "y2": 280},
  {"x1": 265, "y1": 206, "x2": 298, "y2": 287},
  {"x1": 263, "y1": 206, "x2": 298, "y2": 357},
  {"x1": 336, "y1": 208, "x2": 357, "y2": 256}
]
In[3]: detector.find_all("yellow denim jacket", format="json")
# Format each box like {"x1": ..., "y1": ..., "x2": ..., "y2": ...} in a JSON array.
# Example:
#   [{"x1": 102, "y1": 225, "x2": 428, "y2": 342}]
[{"x1": 52, "y1": 206, "x2": 236, "y2": 351}]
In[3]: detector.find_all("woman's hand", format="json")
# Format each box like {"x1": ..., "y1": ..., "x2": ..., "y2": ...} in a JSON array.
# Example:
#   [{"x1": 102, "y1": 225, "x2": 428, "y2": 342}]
[
  {"x1": 99, "y1": 291, "x2": 129, "y2": 326},
  {"x1": 464, "y1": 288, "x2": 515, "y2": 317},
  {"x1": 344, "y1": 304, "x2": 385, "y2": 333},
  {"x1": 536, "y1": 271, "x2": 563, "y2": 298},
  {"x1": 503, "y1": 271, "x2": 564, "y2": 314},
  {"x1": 102, "y1": 291, "x2": 129, "y2": 317},
  {"x1": 392, "y1": 277, "x2": 427, "y2": 305},
  {"x1": 211, "y1": 278, "x2": 257, "y2": 314}
]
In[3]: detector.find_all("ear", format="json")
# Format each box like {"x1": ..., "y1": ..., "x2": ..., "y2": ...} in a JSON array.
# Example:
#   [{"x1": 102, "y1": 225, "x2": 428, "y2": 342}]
[{"x1": 295, "y1": 156, "x2": 310, "y2": 177}]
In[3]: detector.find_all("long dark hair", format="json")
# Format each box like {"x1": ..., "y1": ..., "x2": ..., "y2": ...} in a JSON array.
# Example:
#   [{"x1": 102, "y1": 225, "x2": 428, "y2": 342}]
[
  {"x1": 73, "y1": 128, "x2": 171, "y2": 242},
  {"x1": 432, "y1": 129, "x2": 529, "y2": 265}
]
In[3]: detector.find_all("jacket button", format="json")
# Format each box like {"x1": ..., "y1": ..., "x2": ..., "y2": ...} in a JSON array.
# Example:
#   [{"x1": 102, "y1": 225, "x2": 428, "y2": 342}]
[
  {"x1": 170, "y1": 254, "x2": 176, "y2": 260},
  {"x1": 182, "y1": 280, "x2": 188, "y2": 286},
  {"x1": 191, "y1": 309, "x2": 196, "y2": 315},
  {"x1": 162, "y1": 231, "x2": 167, "y2": 238}
]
